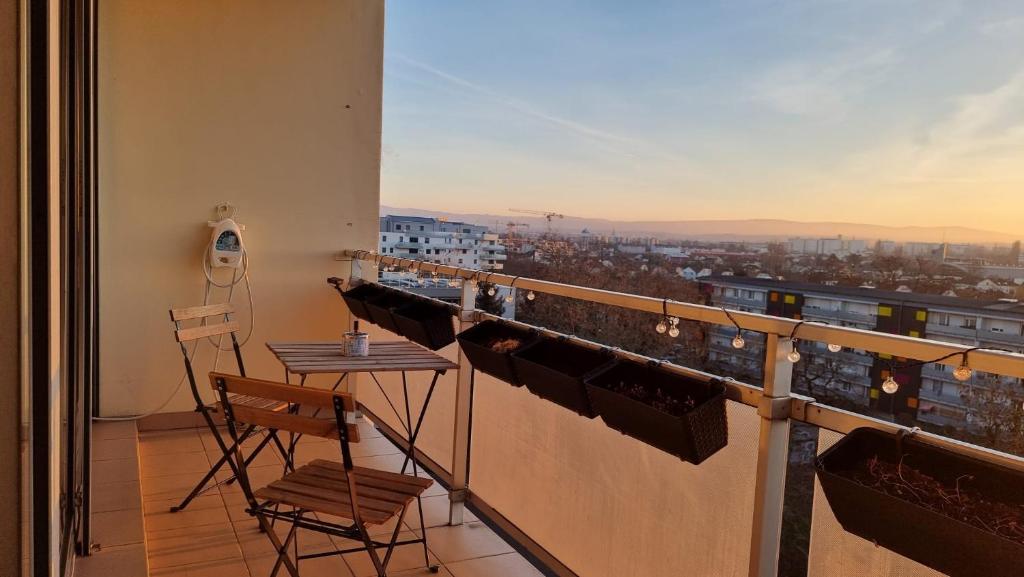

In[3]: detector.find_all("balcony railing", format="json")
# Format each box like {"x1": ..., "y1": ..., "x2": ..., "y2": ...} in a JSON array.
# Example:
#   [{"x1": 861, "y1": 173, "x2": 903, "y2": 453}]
[
  {"x1": 801, "y1": 306, "x2": 875, "y2": 325},
  {"x1": 338, "y1": 250, "x2": 1024, "y2": 577}
]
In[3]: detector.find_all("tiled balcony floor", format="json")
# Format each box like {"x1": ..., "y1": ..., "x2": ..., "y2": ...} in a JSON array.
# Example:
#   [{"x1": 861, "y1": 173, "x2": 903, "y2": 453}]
[{"x1": 83, "y1": 419, "x2": 543, "y2": 577}]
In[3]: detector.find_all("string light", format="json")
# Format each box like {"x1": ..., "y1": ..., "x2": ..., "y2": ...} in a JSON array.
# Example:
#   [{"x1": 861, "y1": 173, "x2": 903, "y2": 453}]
[
  {"x1": 827, "y1": 343, "x2": 843, "y2": 353},
  {"x1": 722, "y1": 307, "x2": 746, "y2": 349},
  {"x1": 655, "y1": 300, "x2": 679, "y2": 337},
  {"x1": 526, "y1": 290, "x2": 536, "y2": 301},
  {"x1": 882, "y1": 375, "x2": 899, "y2": 394},
  {"x1": 786, "y1": 321, "x2": 805, "y2": 364},
  {"x1": 952, "y1": 350, "x2": 973, "y2": 381},
  {"x1": 506, "y1": 276, "x2": 519, "y2": 303}
]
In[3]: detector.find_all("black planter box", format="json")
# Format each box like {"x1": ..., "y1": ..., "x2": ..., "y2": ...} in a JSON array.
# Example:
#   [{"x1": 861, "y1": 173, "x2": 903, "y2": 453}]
[
  {"x1": 585, "y1": 360, "x2": 728, "y2": 464},
  {"x1": 393, "y1": 298, "x2": 457, "y2": 350},
  {"x1": 456, "y1": 321, "x2": 538, "y2": 385},
  {"x1": 337, "y1": 282, "x2": 387, "y2": 323},
  {"x1": 511, "y1": 338, "x2": 614, "y2": 417},
  {"x1": 364, "y1": 288, "x2": 408, "y2": 335},
  {"x1": 815, "y1": 428, "x2": 1024, "y2": 577}
]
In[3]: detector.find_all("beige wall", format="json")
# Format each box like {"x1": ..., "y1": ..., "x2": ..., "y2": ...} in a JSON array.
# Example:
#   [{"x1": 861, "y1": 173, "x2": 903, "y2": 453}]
[
  {"x1": 0, "y1": 0, "x2": 21, "y2": 569},
  {"x1": 98, "y1": 0, "x2": 384, "y2": 415}
]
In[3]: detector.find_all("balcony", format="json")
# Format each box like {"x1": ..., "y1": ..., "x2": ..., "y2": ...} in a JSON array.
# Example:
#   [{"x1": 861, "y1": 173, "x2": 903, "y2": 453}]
[
  {"x1": 13, "y1": 3, "x2": 1024, "y2": 576},
  {"x1": 976, "y1": 328, "x2": 1024, "y2": 349},
  {"x1": 67, "y1": 250, "x2": 1024, "y2": 577},
  {"x1": 926, "y1": 322, "x2": 980, "y2": 340},
  {"x1": 801, "y1": 307, "x2": 875, "y2": 326}
]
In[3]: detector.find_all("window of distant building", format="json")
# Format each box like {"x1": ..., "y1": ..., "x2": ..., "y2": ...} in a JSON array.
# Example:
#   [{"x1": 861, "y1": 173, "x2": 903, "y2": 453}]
[
  {"x1": 935, "y1": 313, "x2": 949, "y2": 326},
  {"x1": 409, "y1": 237, "x2": 418, "y2": 242},
  {"x1": 381, "y1": 235, "x2": 387, "y2": 242},
  {"x1": 409, "y1": 248, "x2": 418, "y2": 254},
  {"x1": 841, "y1": 382, "x2": 852, "y2": 392},
  {"x1": 962, "y1": 317, "x2": 977, "y2": 329},
  {"x1": 931, "y1": 381, "x2": 943, "y2": 395},
  {"x1": 463, "y1": 228, "x2": 471, "y2": 233},
  {"x1": 458, "y1": 259, "x2": 463, "y2": 264},
  {"x1": 420, "y1": 226, "x2": 425, "y2": 231}
]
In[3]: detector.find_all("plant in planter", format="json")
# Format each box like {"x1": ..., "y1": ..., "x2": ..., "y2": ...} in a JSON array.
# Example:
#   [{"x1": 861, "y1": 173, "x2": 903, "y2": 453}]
[
  {"x1": 585, "y1": 360, "x2": 728, "y2": 464},
  {"x1": 392, "y1": 298, "x2": 457, "y2": 350},
  {"x1": 456, "y1": 320, "x2": 538, "y2": 385},
  {"x1": 816, "y1": 428, "x2": 1024, "y2": 577},
  {"x1": 510, "y1": 337, "x2": 615, "y2": 417}
]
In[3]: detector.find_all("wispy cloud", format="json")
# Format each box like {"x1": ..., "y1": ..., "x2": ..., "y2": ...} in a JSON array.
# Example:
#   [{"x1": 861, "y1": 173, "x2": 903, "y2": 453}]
[
  {"x1": 391, "y1": 53, "x2": 642, "y2": 147},
  {"x1": 747, "y1": 47, "x2": 898, "y2": 120},
  {"x1": 910, "y1": 69, "x2": 1024, "y2": 178},
  {"x1": 978, "y1": 16, "x2": 1024, "y2": 38}
]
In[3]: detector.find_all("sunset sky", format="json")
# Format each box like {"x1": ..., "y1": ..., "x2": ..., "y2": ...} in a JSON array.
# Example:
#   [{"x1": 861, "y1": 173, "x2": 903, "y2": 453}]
[{"x1": 381, "y1": 1, "x2": 1024, "y2": 234}]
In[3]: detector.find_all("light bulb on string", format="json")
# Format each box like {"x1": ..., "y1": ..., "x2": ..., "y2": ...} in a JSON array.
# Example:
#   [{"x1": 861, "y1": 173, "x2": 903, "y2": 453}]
[
  {"x1": 487, "y1": 286, "x2": 496, "y2": 296},
  {"x1": 952, "y1": 350, "x2": 973, "y2": 382},
  {"x1": 953, "y1": 364, "x2": 973, "y2": 382},
  {"x1": 668, "y1": 325, "x2": 680, "y2": 338},
  {"x1": 505, "y1": 293, "x2": 514, "y2": 303},
  {"x1": 787, "y1": 348, "x2": 801, "y2": 363},
  {"x1": 526, "y1": 290, "x2": 536, "y2": 301},
  {"x1": 827, "y1": 343, "x2": 842, "y2": 353},
  {"x1": 731, "y1": 333, "x2": 745, "y2": 349},
  {"x1": 882, "y1": 376, "x2": 899, "y2": 394},
  {"x1": 655, "y1": 320, "x2": 668, "y2": 334}
]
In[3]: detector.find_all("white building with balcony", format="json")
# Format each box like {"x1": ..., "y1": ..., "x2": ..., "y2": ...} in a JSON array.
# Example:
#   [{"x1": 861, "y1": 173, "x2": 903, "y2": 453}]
[{"x1": 380, "y1": 215, "x2": 507, "y2": 270}]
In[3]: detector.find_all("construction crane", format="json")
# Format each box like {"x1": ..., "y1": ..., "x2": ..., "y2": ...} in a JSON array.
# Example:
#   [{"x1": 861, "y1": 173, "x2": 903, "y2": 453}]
[{"x1": 509, "y1": 209, "x2": 564, "y2": 234}]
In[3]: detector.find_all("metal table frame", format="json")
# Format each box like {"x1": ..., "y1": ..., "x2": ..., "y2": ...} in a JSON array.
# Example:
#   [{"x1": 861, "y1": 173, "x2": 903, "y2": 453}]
[{"x1": 267, "y1": 341, "x2": 457, "y2": 566}]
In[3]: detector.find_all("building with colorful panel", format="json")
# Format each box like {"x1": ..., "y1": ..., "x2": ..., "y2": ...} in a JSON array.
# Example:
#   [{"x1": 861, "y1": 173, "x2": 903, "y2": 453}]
[{"x1": 701, "y1": 277, "x2": 1024, "y2": 429}]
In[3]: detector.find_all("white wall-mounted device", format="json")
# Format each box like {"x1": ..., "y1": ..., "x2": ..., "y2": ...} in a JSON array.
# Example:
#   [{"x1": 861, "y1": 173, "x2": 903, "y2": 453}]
[{"x1": 209, "y1": 217, "x2": 245, "y2": 268}]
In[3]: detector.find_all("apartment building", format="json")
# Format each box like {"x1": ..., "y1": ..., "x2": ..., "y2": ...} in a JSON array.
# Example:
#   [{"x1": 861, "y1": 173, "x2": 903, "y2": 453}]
[
  {"x1": 787, "y1": 236, "x2": 868, "y2": 256},
  {"x1": 702, "y1": 277, "x2": 1024, "y2": 430},
  {"x1": 380, "y1": 215, "x2": 507, "y2": 270}
]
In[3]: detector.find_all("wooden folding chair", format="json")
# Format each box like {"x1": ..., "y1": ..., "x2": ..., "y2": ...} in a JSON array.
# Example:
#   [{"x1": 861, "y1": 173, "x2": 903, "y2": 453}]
[
  {"x1": 209, "y1": 371, "x2": 438, "y2": 577},
  {"x1": 169, "y1": 303, "x2": 291, "y2": 512}
]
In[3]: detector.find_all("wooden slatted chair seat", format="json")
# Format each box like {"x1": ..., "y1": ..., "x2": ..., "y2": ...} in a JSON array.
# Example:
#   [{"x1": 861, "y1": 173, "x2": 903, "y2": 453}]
[
  {"x1": 213, "y1": 394, "x2": 289, "y2": 414},
  {"x1": 254, "y1": 459, "x2": 433, "y2": 525}
]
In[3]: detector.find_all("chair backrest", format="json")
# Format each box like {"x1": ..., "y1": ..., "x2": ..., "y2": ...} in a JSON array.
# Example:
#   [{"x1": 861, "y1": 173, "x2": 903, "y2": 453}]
[
  {"x1": 170, "y1": 303, "x2": 240, "y2": 343},
  {"x1": 208, "y1": 372, "x2": 360, "y2": 443}
]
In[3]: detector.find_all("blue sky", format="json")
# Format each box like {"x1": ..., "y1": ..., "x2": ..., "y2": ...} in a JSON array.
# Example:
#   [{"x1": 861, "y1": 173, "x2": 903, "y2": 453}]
[{"x1": 381, "y1": 1, "x2": 1024, "y2": 232}]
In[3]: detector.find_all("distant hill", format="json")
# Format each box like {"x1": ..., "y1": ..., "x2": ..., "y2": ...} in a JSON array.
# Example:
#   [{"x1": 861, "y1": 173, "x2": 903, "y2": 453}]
[{"x1": 380, "y1": 205, "x2": 1019, "y2": 244}]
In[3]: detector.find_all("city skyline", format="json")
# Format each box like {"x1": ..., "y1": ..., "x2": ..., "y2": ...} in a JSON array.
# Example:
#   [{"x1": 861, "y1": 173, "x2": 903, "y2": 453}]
[{"x1": 382, "y1": 1, "x2": 1024, "y2": 232}]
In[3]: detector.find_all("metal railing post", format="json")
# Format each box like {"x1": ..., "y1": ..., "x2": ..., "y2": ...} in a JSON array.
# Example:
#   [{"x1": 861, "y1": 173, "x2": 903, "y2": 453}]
[
  {"x1": 748, "y1": 334, "x2": 795, "y2": 577},
  {"x1": 449, "y1": 281, "x2": 476, "y2": 525}
]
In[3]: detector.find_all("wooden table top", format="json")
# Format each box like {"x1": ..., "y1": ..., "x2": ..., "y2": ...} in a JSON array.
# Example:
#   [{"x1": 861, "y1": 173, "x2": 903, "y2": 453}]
[{"x1": 266, "y1": 341, "x2": 458, "y2": 375}]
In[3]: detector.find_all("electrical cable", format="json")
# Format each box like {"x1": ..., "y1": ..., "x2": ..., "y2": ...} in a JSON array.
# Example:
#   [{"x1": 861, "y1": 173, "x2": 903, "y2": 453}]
[{"x1": 95, "y1": 243, "x2": 254, "y2": 420}]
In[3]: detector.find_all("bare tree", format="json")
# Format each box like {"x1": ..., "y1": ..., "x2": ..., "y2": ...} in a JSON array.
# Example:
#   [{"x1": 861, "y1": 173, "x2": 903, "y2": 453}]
[{"x1": 960, "y1": 376, "x2": 1024, "y2": 455}]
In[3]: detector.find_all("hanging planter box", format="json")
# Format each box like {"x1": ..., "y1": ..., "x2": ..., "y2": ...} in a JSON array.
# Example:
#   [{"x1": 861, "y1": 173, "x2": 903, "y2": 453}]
[
  {"x1": 363, "y1": 288, "x2": 409, "y2": 335},
  {"x1": 815, "y1": 427, "x2": 1024, "y2": 577},
  {"x1": 585, "y1": 360, "x2": 728, "y2": 464},
  {"x1": 335, "y1": 282, "x2": 387, "y2": 323},
  {"x1": 393, "y1": 298, "x2": 458, "y2": 350},
  {"x1": 456, "y1": 320, "x2": 538, "y2": 386},
  {"x1": 511, "y1": 338, "x2": 614, "y2": 417}
]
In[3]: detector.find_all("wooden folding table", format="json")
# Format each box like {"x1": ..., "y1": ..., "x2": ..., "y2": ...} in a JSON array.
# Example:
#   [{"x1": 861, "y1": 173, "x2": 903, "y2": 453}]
[{"x1": 266, "y1": 340, "x2": 457, "y2": 476}]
